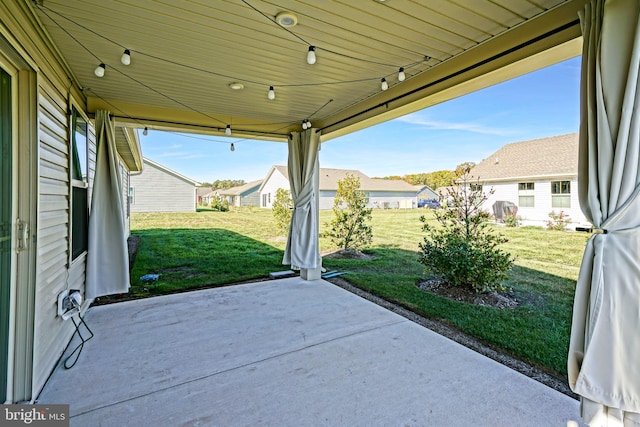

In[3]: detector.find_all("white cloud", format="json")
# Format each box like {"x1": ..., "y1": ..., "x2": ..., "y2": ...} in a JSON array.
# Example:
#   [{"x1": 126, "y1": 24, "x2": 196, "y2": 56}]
[{"x1": 395, "y1": 113, "x2": 513, "y2": 136}]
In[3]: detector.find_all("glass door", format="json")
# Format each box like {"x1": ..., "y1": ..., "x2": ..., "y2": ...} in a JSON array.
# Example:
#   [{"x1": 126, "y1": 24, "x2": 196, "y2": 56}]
[{"x1": 0, "y1": 67, "x2": 11, "y2": 403}]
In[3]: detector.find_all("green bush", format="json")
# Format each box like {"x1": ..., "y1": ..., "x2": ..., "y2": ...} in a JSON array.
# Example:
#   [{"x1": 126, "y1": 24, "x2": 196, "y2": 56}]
[
  {"x1": 272, "y1": 188, "x2": 293, "y2": 236},
  {"x1": 418, "y1": 168, "x2": 514, "y2": 293},
  {"x1": 504, "y1": 214, "x2": 520, "y2": 227},
  {"x1": 546, "y1": 210, "x2": 571, "y2": 231},
  {"x1": 210, "y1": 197, "x2": 229, "y2": 212}
]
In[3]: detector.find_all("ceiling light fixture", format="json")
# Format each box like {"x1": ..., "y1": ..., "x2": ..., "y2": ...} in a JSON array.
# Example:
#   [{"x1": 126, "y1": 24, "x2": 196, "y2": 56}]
[
  {"x1": 143, "y1": 127, "x2": 148, "y2": 136},
  {"x1": 307, "y1": 46, "x2": 316, "y2": 65},
  {"x1": 94, "y1": 63, "x2": 106, "y2": 77},
  {"x1": 275, "y1": 11, "x2": 298, "y2": 27},
  {"x1": 228, "y1": 82, "x2": 245, "y2": 90},
  {"x1": 225, "y1": 125, "x2": 232, "y2": 136},
  {"x1": 380, "y1": 77, "x2": 388, "y2": 91},
  {"x1": 121, "y1": 49, "x2": 131, "y2": 65},
  {"x1": 268, "y1": 86, "x2": 275, "y2": 100},
  {"x1": 398, "y1": 67, "x2": 405, "y2": 81}
]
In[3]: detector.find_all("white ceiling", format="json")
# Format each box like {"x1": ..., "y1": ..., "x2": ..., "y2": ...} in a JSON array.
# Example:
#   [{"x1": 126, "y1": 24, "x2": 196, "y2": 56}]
[{"x1": 33, "y1": 0, "x2": 585, "y2": 141}]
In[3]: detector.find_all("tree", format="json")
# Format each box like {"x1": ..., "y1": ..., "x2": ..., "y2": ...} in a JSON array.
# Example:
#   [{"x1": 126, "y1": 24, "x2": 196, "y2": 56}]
[
  {"x1": 455, "y1": 161, "x2": 476, "y2": 173},
  {"x1": 272, "y1": 188, "x2": 293, "y2": 236},
  {"x1": 418, "y1": 167, "x2": 514, "y2": 293},
  {"x1": 324, "y1": 174, "x2": 373, "y2": 251},
  {"x1": 211, "y1": 179, "x2": 245, "y2": 190}
]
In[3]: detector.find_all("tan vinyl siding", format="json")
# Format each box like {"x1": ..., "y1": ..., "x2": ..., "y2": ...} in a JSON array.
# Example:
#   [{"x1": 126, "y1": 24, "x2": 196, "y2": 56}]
[
  {"x1": 32, "y1": 74, "x2": 72, "y2": 396},
  {"x1": 32, "y1": 77, "x2": 97, "y2": 401},
  {"x1": 2, "y1": 0, "x2": 136, "y2": 401}
]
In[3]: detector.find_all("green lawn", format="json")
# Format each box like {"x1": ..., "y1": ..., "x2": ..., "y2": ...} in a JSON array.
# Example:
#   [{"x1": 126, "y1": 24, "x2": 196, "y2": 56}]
[{"x1": 128, "y1": 208, "x2": 589, "y2": 379}]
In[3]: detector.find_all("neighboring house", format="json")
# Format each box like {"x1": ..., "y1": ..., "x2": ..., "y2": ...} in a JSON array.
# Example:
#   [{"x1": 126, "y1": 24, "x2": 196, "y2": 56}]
[
  {"x1": 196, "y1": 187, "x2": 212, "y2": 205},
  {"x1": 470, "y1": 133, "x2": 589, "y2": 229},
  {"x1": 130, "y1": 158, "x2": 199, "y2": 213},
  {"x1": 259, "y1": 166, "x2": 419, "y2": 210},
  {"x1": 201, "y1": 191, "x2": 217, "y2": 206},
  {"x1": 416, "y1": 185, "x2": 438, "y2": 201},
  {"x1": 217, "y1": 180, "x2": 263, "y2": 207}
]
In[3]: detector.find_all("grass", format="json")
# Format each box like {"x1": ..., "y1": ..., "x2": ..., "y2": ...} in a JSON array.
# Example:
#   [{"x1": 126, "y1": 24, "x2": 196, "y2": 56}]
[{"x1": 128, "y1": 208, "x2": 589, "y2": 379}]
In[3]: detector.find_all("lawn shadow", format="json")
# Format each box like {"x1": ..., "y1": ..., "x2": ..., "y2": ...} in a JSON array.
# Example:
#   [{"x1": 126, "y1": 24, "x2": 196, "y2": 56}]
[{"x1": 102, "y1": 228, "x2": 287, "y2": 302}]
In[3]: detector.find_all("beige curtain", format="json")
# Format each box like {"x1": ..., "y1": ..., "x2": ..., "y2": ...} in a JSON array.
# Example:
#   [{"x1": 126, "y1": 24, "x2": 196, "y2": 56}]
[
  {"x1": 283, "y1": 129, "x2": 321, "y2": 270},
  {"x1": 86, "y1": 110, "x2": 130, "y2": 299},
  {"x1": 568, "y1": 0, "x2": 640, "y2": 425}
]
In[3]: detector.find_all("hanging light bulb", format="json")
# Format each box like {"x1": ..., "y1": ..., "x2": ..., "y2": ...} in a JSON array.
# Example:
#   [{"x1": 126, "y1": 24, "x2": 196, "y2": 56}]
[
  {"x1": 306, "y1": 119, "x2": 312, "y2": 128},
  {"x1": 307, "y1": 46, "x2": 316, "y2": 65},
  {"x1": 94, "y1": 63, "x2": 106, "y2": 77},
  {"x1": 268, "y1": 86, "x2": 275, "y2": 100},
  {"x1": 121, "y1": 49, "x2": 131, "y2": 65},
  {"x1": 230, "y1": 143, "x2": 235, "y2": 152},
  {"x1": 302, "y1": 120, "x2": 307, "y2": 130},
  {"x1": 225, "y1": 125, "x2": 232, "y2": 136},
  {"x1": 398, "y1": 67, "x2": 406, "y2": 82},
  {"x1": 143, "y1": 127, "x2": 148, "y2": 136},
  {"x1": 381, "y1": 77, "x2": 388, "y2": 91}
]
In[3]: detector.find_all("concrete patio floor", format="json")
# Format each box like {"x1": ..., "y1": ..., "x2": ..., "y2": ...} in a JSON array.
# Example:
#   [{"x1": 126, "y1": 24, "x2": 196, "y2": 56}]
[{"x1": 37, "y1": 277, "x2": 583, "y2": 426}]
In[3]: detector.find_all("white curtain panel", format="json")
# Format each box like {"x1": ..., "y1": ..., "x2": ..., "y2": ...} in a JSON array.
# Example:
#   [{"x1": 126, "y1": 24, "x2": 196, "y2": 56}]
[
  {"x1": 283, "y1": 129, "x2": 321, "y2": 270},
  {"x1": 568, "y1": 0, "x2": 640, "y2": 425},
  {"x1": 86, "y1": 110, "x2": 130, "y2": 300}
]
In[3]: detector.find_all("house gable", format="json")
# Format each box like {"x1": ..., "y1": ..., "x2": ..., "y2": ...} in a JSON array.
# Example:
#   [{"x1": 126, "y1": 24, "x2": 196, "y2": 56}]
[{"x1": 130, "y1": 159, "x2": 199, "y2": 212}]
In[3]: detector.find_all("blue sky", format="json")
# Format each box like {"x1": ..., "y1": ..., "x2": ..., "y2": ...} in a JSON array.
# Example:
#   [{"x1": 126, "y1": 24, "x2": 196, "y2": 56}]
[{"x1": 141, "y1": 56, "x2": 581, "y2": 184}]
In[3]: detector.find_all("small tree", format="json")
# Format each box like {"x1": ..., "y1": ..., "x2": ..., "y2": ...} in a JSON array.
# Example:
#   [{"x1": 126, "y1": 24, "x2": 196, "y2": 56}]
[
  {"x1": 419, "y1": 167, "x2": 514, "y2": 293},
  {"x1": 324, "y1": 174, "x2": 373, "y2": 251},
  {"x1": 272, "y1": 188, "x2": 293, "y2": 236}
]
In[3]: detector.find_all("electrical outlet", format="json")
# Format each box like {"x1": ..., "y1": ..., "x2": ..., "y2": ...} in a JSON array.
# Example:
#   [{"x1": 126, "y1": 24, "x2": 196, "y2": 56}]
[{"x1": 57, "y1": 290, "x2": 69, "y2": 317}]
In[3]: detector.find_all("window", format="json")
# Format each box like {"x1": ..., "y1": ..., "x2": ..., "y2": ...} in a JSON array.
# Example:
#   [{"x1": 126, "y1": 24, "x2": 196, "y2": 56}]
[
  {"x1": 551, "y1": 180, "x2": 571, "y2": 208},
  {"x1": 71, "y1": 107, "x2": 88, "y2": 260},
  {"x1": 262, "y1": 193, "x2": 267, "y2": 207},
  {"x1": 518, "y1": 182, "x2": 535, "y2": 207},
  {"x1": 470, "y1": 184, "x2": 482, "y2": 192},
  {"x1": 129, "y1": 187, "x2": 135, "y2": 205}
]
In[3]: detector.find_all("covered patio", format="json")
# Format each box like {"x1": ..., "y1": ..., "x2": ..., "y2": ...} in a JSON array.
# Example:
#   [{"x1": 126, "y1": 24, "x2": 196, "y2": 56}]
[
  {"x1": 3, "y1": 0, "x2": 640, "y2": 424},
  {"x1": 37, "y1": 277, "x2": 581, "y2": 426}
]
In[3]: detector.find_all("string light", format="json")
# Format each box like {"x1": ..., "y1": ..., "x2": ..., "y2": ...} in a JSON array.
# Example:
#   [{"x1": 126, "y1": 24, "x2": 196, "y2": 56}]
[
  {"x1": 225, "y1": 124, "x2": 232, "y2": 136},
  {"x1": 143, "y1": 127, "x2": 148, "y2": 135},
  {"x1": 307, "y1": 46, "x2": 316, "y2": 65},
  {"x1": 380, "y1": 77, "x2": 388, "y2": 91},
  {"x1": 398, "y1": 67, "x2": 405, "y2": 81},
  {"x1": 121, "y1": 49, "x2": 131, "y2": 65},
  {"x1": 230, "y1": 142, "x2": 235, "y2": 151},
  {"x1": 94, "y1": 63, "x2": 106, "y2": 77},
  {"x1": 268, "y1": 86, "x2": 275, "y2": 100}
]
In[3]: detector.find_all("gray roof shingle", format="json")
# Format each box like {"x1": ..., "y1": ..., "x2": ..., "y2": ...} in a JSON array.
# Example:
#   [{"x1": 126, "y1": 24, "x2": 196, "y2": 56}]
[{"x1": 470, "y1": 133, "x2": 578, "y2": 182}]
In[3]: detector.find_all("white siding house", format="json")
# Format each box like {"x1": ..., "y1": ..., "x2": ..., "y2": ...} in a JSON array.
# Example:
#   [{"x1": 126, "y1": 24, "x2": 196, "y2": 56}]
[
  {"x1": 130, "y1": 158, "x2": 199, "y2": 213},
  {"x1": 471, "y1": 133, "x2": 589, "y2": 229},
  {"x1": 259, "y1": 166, "x2": 419, "y2": 210}
]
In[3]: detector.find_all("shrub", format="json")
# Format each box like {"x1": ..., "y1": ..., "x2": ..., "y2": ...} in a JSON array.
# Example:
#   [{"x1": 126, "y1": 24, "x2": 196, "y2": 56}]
[
  {"x1": 210, "y1": 197, "x2": 229, "y2": 212},
  {"x1": 419, "y1": 167, "x2": 514, "y2": 293},
  {"x1": 272, "y1": 188, "x2": 293, "y2": 236},
  {"x1": 504, "y1": 214, "x2": 521, "y2": 228},
  {"x1": 323, "y1": 174, "x2": 373, "y2": 251},
  {"x1": 546, "y1": 210, "x2": 571, "y2": 231}
]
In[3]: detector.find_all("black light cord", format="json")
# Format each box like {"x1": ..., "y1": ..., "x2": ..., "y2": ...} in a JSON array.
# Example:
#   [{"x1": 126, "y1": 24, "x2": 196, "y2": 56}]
[{"x1": 63, "y1": 313, "x2": 94, "y2": 369}]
